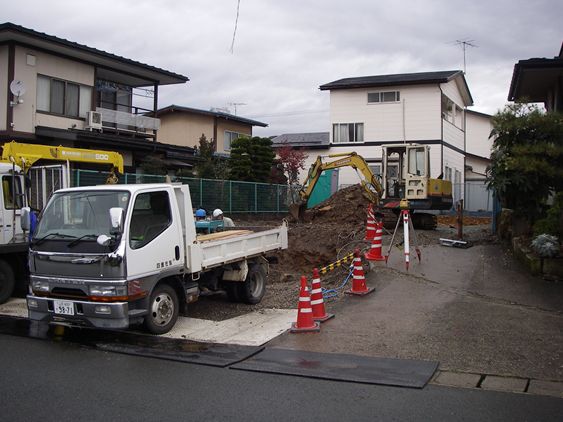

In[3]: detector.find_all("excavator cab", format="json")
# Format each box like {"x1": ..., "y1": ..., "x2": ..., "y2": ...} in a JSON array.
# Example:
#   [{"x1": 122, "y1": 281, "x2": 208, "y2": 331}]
[{"x1": 382, "y1": 144, "x2": 452, "y2": 214}]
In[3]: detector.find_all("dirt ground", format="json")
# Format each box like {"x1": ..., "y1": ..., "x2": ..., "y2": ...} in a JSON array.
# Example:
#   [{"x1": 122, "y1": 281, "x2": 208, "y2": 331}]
[{"x1": 190, "y1": 186, "x2": 494, "y2": 321}]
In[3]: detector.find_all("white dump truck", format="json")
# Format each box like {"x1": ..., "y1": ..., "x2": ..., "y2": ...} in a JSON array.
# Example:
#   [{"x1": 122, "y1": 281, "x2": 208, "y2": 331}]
[{"x1": 26, "y1": 183, "x2": 288, "y2": 334}]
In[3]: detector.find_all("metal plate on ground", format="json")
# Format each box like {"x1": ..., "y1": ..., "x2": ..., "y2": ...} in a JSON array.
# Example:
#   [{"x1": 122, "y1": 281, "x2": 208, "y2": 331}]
[
  {"x1": 0, "y1": 315, "x2": 262, "y2": 368},
  {"x1": 231, "y1": 348, "x2": 439, "y2": 388},
  {"x1": 96, "y1": 341, "x2": 263, "y2": 368}
]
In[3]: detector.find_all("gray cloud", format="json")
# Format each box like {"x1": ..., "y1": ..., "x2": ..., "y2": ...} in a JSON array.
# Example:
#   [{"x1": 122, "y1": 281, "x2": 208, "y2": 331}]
[{"x1": 4, "y1": 0, "x2": 562, "y2": 137}]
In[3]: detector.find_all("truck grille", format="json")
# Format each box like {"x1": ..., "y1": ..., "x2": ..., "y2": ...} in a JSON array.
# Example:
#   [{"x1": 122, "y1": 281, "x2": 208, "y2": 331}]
[{"x1": 50, "y1": 287, "x2": 88, "y2": 298}]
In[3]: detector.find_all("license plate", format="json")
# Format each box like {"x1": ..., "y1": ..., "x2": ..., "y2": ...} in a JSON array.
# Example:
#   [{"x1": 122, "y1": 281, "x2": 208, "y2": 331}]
[{"x1": 53, "y1": 300, "x2": 74, "y2": 316}]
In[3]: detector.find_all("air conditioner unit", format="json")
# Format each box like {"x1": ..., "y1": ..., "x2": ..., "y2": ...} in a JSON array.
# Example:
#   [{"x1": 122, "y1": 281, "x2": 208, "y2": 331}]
[{"x1": 86, "y1": 111, "x2": 103, "y2": 130}]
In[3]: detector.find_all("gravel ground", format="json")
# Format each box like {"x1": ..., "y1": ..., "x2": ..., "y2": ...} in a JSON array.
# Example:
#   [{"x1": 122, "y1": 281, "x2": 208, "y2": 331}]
[{"x1": 188, "y1": 220, "x2": 494, "y2": 321}]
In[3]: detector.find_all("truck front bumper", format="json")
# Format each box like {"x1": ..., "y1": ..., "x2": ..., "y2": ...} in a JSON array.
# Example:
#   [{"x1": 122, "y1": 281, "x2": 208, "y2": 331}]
[{"x1": 27, "y1": 295, "x2": 131, "y2": 330}]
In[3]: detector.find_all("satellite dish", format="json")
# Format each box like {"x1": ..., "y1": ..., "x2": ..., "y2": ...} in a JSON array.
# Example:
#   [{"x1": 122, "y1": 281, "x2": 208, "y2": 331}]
[{"x1": 10, "y1": 80, "x2": 26, "y2": 97}]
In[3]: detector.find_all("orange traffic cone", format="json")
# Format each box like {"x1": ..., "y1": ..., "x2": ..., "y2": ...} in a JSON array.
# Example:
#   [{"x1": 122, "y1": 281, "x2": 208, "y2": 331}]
[
  {"x1": 346, "y1": 249, "x2": 375, "y2": 296},
  {"x1": 364, "y1": 204, "x2": 376, "y2": 241},
  {"x1": 290, "y1": 276, "x2": 321, "y2": 333},
  {"x1": 310, "y1": 268, "x2": 334, "y2": 322},
  {"x1": 365, "y1": 220, "x2": 386, "y2": 261}
]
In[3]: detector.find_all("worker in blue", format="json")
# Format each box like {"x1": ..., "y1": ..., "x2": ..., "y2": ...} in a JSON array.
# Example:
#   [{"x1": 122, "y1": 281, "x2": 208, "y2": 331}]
[
  {"x1": 195, "y1": 208, "x2": 207, "y2": 221},
  {"x1": 28, "y1": 210, "x2": 38, "y2": 242}
]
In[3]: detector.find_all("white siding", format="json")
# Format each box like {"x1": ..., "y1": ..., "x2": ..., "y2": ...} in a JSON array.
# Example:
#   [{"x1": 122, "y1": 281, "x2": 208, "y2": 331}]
[
  {"x1": 330, "y1": 84, "x2": 442, "y2": 143},
  {"x1": 440, "y1": 79, "x2": 465, "y2": 108},
  {"x1": 443, "y1": 119, "x2": 464, "y2": 150},
  {"x1": 0, "y1": 45, "x2": 7, "y2": 131},
  {"x1": 466, "y1": 111, "x2": 494, "y2": 158},
  {"x1": 443, "y1": 146, "x2": 465, "y2": 203}
]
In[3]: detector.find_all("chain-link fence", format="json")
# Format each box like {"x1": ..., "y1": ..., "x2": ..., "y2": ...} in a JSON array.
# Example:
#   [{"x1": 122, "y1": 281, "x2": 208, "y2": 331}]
[{"x1": 72, "y1": 169, "x2": 290, "y2": 213}]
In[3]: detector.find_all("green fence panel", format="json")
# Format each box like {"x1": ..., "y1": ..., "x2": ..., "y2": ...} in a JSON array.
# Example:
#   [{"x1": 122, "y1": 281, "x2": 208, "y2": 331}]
[{"x1": 73, "y1": 170, "x2": 289, "y2": 213}]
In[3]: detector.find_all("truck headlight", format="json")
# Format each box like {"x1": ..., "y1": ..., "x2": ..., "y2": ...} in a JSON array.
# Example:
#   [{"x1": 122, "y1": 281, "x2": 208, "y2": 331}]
[
  {"x1": 31, "y1": 280, "x2": 50, "y2": 293},
  {"x1": 88, "y1": 285, "x2": 127, "y2": 297}
]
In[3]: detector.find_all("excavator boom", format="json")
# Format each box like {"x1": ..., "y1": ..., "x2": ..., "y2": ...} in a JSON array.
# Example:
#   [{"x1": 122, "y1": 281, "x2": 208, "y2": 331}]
[{"x1": 290, "y1": 152, "x2": 383, "y2": 220}]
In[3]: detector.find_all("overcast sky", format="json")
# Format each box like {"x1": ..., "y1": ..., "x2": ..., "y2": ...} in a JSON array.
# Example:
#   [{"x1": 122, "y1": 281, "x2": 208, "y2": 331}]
[{"x1": 4, "y1": 0, "x2": 562, "y2": 136}]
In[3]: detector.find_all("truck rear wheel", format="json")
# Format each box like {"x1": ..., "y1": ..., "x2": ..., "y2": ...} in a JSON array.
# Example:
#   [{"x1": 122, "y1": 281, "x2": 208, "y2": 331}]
[
  {"x1": 0, "y1": 260, "x2": 15, "y2": 304},
  {"x1": 238, "y1": 264, "x2": 266, "y2": 304},
  {"x1": 144, "y1": 284, "x2": 179, "y2": 335}
]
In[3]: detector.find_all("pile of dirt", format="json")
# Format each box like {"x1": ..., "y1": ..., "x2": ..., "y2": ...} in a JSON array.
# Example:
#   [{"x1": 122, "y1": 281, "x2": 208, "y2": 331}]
[{"x1": 271, "y1": 185, "x2": 371, "y2": 279}]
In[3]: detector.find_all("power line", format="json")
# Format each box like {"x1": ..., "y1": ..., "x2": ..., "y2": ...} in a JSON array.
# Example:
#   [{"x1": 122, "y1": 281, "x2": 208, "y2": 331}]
[
  {"x1": 248, "y1": 109, "x2": 329, "y2": 119},
  {"x1": 230, "y1": 0, "x2": 241, "y2": 54}
]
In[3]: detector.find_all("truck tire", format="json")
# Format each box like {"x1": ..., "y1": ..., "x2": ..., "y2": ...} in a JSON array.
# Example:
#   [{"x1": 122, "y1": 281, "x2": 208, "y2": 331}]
[
  {"x1": 0, "y1": 260, "x2": 15, "y2": 305},
  {"x1": 144, "y1": 283, "x2": 179, "y2": 335},
  {"x1": 224, "y1": 282, "x2": 241, "y2": 302},
  {"x1": 238, "y1": 264, "x2": 266, "y2": 305}
]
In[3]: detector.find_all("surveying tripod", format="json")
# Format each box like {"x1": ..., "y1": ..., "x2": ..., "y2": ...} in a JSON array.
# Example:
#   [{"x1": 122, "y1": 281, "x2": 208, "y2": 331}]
[{"x1": 384, "y1": 199, "x2": 421, "y2": 270}]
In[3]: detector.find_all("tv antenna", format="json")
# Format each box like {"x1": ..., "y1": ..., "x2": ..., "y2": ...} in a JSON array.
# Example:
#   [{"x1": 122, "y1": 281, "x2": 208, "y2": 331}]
[
  {"x1": 454, "y1": 39, "x2": 477, "y2": 73},
  {"x1": 228, "y1": 102, "x2": 246, "y2": 115}
]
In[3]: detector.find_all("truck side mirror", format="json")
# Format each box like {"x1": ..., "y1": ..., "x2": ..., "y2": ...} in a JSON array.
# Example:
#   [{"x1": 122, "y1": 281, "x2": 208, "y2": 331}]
[
  {"x1": 21, "y1": 207, "x2": 31, "y2": 231},
  {"x1": 109, "y1": 207, "x2": 124, "y2": 233}
]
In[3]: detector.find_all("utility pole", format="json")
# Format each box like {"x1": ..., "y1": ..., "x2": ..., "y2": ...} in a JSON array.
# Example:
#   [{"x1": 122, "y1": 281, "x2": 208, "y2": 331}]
[{"x1": 454, "y1": 39, "x2": 477, "y2": 74}]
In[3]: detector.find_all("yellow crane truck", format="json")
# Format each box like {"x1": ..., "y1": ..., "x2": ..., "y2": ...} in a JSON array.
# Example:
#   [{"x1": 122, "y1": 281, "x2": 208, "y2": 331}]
[{"x1": 0, "y1": 141, "x2": 124, "y2": 304}]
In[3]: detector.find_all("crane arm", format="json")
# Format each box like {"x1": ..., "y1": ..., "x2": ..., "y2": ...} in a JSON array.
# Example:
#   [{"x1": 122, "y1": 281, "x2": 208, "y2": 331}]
[
  {"x1": 1, "y1": 141, "x2": 124, "y2": 174},
  {"x1": 299, "y1": 152, "x2": 383, "y2": 205}
]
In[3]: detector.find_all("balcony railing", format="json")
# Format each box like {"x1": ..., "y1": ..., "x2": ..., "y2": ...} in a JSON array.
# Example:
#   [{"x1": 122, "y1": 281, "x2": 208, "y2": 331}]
[{"x1": 96, "y1": 107, "x2": 160, "y2": 132}]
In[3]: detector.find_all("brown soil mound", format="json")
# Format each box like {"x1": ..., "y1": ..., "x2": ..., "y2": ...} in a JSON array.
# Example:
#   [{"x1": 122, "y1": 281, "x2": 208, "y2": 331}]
[{"x1": 273, "y1": 185, "x2": 370, "y2": 277}]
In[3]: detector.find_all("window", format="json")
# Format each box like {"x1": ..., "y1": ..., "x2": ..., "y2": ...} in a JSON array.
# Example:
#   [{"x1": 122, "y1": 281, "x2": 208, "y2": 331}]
[
  {"x1": 129, "y1": 191, "x2": 172, "y2": 249},
  {"x1": 2, "y1": 176, "x2": 23, "y2": 209},
  {"x1": 224, "y1": 131, "x2": 242, "y2": 150},
  {"x1": 441, "y1": 94, "x2": 463, "y2": 128},
  {"x1": 368, "y1": 91, "x2": 400, "y2": 103},
  {"x1": 332, "y1": 123, "x2": 364, "y2": 143},
  {"x1": 407, "y1": 147, "x2": 426, "y2": 176},
  {"x1": 37, "y1": 75, "x2": 92, "y2": 118}
]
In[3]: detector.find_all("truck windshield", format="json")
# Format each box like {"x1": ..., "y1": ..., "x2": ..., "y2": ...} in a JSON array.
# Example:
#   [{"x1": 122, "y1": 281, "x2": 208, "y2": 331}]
[{"x1": 34, "y1": 191, "x2": 130, "y2": 242}]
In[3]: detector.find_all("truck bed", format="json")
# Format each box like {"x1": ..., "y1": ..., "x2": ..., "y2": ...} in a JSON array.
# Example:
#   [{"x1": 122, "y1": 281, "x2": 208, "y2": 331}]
[{"x1": 187, "y1": 224, "x2": 288, "y2": 272}]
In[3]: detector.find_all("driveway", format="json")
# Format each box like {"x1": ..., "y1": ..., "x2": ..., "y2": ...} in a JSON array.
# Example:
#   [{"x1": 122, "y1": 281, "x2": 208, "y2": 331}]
[{"x1": 269, "y1": 242, "x2": 563, "y2": 384}]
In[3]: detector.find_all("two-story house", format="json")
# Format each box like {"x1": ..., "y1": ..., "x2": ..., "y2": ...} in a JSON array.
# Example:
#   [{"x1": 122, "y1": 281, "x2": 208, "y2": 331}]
[
  {"x1": 0, "y1": 22, "x2": 195, "y2": 173},
  {"x1": 317, "y1": 70, "x2": 473, "y2": 202},
  {"x1": 155, "y1": 105, "x2": 267, "y2": 154}
]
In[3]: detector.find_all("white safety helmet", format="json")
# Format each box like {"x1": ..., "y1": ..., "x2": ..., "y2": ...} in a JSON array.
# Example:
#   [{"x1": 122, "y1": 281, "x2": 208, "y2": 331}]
[{"x1": 212, "y1": 209, "x2": 223, "y2": 218}]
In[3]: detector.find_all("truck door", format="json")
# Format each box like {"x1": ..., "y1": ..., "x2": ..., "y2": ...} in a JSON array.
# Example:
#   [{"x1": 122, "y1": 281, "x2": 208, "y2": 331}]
[
  {"x1": 405, "y1": 145, "x2": 428, "y2": 200},
  {"x1": 126, "y1": 190, "x2": 184, "y2": 280},
  {"x1": 0, "y1": 175, "x2": 24, "y2": 244}
]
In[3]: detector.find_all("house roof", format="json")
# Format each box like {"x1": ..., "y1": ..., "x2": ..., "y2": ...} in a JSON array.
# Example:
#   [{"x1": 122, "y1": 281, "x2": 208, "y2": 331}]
[
  {"x1": 466, "y1": 109, "x2": 493, "y2": 119},
  {"x1": 272, "y1": 132, "x2": 330, "y2": 148},
  {"x1": 320, "y1": 70, "x2": 473, "y2": 105},
  {"x1": 156, "y1": 105, "x2": 268, "y2": 127},
  {"x1": 508, "y1": 45, "x2": 563, "y2": 102},
  {"x1": 0, "y1": 22, "x2": 189, "y2": 87}
]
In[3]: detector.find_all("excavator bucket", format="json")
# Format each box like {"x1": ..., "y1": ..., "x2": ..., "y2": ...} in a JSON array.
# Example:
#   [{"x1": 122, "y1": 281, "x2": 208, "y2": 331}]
[{"x1": 288, "y1": 203, "x2": 307, "y2": 221}]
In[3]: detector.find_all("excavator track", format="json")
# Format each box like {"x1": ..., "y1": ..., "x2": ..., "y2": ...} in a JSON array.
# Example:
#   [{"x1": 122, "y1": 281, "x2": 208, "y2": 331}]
[{"x1": 379, "y1": 209, "x2": 437, "y2": 230}]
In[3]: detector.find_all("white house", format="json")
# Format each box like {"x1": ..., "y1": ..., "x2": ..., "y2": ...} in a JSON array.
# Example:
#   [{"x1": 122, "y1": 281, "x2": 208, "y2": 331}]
[{"x1": 317, "y1": 70, "x2": 473, "y2": 203}]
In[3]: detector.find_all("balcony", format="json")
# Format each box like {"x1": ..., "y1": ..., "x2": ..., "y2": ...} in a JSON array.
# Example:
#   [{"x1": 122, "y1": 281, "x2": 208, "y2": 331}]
[{"x1": 93, "y1": 107, "x2": 160, "y2": 138}]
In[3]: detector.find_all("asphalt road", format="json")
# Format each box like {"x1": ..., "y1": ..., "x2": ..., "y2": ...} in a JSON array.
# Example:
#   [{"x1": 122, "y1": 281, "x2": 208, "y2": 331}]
[{"x1": 1, "y1": 334, "x2": 561, "y2": 421}]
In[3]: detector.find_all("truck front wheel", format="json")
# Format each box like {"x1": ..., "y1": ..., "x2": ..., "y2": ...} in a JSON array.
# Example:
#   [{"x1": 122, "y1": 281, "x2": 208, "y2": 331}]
[
  {"x1": 0, "y1": 260, "x2": 15, "y2": 305},
  {"x1": 238, "y1": 264, "x2": 266, "y2": 305},
  {"x1": 144, "y1": 284, "x2": 179, "y2": 335}
]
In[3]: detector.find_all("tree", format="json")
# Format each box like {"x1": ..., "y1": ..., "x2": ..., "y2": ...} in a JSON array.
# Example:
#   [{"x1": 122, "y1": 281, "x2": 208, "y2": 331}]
[
  {"x1": 486, "y1": 103, "x2": 563, "y2": 221},
  {"x1": 193, "y1": 134, "x2": 229, "y2": 180},
  {"x1": 229, "y1": 136, "x2": 275, "y2": 182},
  {"x1": 276, "y1": 144, "x2": 307, "y2": 185}
]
